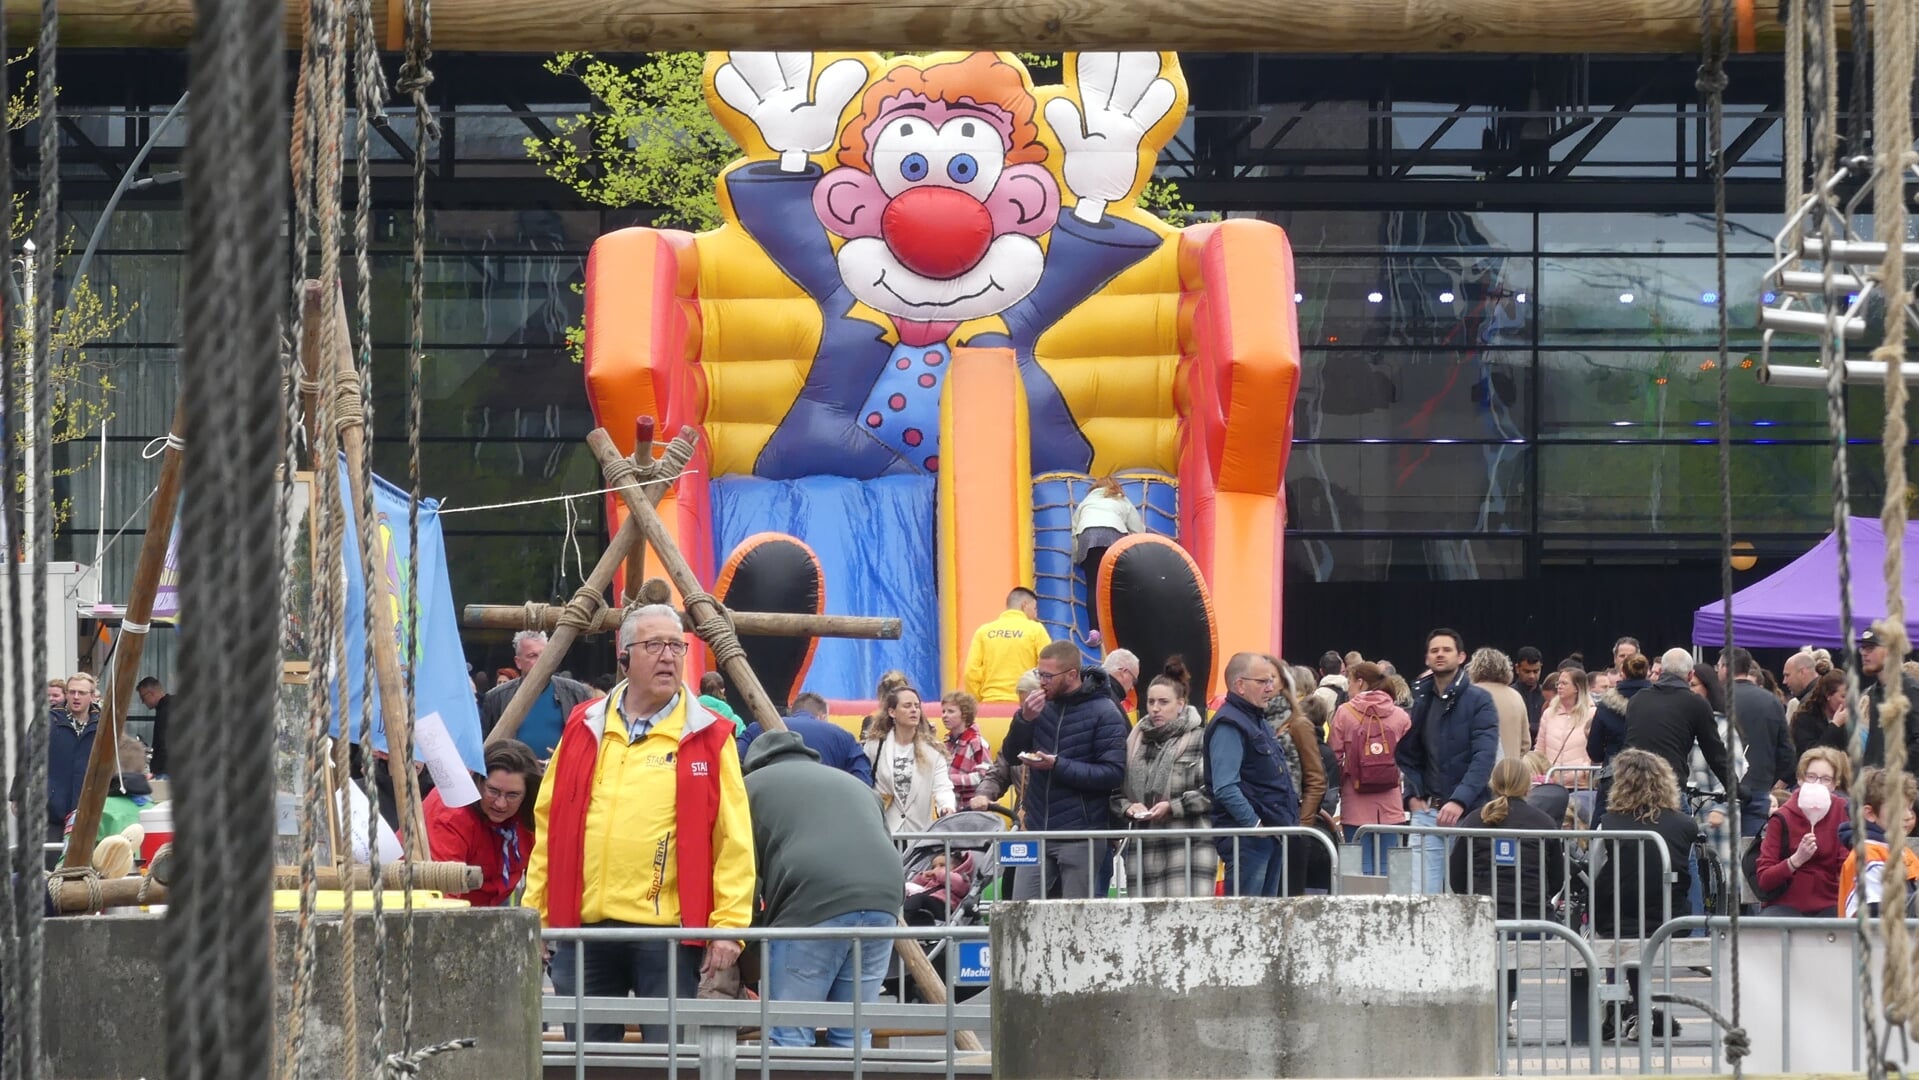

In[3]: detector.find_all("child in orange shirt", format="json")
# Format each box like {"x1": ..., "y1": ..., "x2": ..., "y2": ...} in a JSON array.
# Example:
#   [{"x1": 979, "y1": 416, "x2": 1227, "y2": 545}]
[{"x1": 1839, "y1": 767, "x2": 1919, "y2": 918}]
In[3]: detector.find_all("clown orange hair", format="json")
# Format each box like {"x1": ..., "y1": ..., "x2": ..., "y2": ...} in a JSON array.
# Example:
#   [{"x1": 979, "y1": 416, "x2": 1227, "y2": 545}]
[{"x1": 837, "y1": 53, "x2": 1048, "y2": 172}]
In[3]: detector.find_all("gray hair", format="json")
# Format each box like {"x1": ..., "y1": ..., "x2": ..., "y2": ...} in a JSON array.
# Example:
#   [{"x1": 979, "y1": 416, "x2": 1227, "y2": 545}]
[
  {"x1": 1660, "y1": 648, "x2": 1694, "y2": 677},
  {"x1": 1015, "y1": 668, "x2": 1042, "y2": 699},
  {"x1": 1467, "y1": 647, "x2": 1513, "y2": 686},
  {"x1": 618, "y1": 604, "x2": 684, "y2": 652},
  {"x1": 510, "y1": 629, "x2": 549, "y2": 652},
  {"x1": 1102, "y1": 649, "x2": 1139, "y2": 676}
]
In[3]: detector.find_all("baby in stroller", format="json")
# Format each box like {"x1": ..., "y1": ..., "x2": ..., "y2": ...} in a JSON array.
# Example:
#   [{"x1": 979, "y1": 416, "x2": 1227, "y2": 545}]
[{"x1": 904, "y1": 853, "x2": 975, "y2": 923}]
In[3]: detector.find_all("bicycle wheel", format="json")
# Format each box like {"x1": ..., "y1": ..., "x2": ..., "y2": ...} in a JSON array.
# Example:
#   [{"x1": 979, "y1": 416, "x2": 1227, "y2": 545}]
[{"x1": 1695, "y1": 843, "x2": 1727, "y2": 916}]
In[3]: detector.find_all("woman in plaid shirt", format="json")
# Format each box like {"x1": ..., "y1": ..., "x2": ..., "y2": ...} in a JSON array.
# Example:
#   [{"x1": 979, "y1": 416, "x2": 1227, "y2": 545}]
[{"x1": 941, "y1": 691, "x2": 993, "y2": 805}]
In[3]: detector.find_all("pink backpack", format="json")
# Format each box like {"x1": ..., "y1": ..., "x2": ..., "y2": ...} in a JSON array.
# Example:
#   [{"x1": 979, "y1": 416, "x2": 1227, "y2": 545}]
[{"x1": 1344, "y1": 704, "x2": 1403, "y2": 794}]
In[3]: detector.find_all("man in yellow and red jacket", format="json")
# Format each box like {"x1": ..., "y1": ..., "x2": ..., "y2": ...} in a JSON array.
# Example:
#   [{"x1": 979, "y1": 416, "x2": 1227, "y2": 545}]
[{"x1": 524, "y1": 603, "x2": 755, "y2": 1045}]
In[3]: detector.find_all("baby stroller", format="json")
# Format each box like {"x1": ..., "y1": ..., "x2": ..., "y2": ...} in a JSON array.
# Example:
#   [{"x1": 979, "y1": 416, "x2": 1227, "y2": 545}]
[{"x1": 897, "y1": 806, "x2": 1014, "y2": 1001}]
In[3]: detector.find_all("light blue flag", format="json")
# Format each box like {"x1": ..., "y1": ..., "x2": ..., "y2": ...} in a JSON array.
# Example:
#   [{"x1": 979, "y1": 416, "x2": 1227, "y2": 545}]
[{"x1": 332, "y1": 460, "x2": 485, "y2": 774}]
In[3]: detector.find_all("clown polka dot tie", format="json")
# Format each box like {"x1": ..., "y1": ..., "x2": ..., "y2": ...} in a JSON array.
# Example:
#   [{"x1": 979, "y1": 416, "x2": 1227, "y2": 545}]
[{"x1": 858, "y1": 341, "x2": 948, "y2": 472}]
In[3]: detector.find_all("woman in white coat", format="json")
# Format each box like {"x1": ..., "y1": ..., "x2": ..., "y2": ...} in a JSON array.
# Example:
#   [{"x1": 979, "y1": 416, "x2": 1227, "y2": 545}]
[
  {"x1": 865, "y1": 686, "x2": 955, "y2": 833},
  {"x1": 1072, "y1": 477, "x2": 1146, "y2": 638}
]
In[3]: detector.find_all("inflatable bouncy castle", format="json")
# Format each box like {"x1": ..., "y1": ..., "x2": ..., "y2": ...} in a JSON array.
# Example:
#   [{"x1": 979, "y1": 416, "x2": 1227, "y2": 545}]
[{"x1": 583, "y1": 50, "x2": 1299, "y2": 700}]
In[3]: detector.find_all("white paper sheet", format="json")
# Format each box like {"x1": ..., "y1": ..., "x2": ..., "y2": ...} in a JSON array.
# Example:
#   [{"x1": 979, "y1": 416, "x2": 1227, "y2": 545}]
[
  {"x1": 415, "y1": 710, "x2": 481, "y2": 809},
  {"x1": 339, "y1": 780, "x2": 405, "y2": 863}
]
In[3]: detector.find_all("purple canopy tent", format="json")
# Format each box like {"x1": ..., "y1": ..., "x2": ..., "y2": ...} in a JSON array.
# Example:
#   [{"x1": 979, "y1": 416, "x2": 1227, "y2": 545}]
[{"x1": 1692, "y1": 517, "x2": 1919, "y2": 647}]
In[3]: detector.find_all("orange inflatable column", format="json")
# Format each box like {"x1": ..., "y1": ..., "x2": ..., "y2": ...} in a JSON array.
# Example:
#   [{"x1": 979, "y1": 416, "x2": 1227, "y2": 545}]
[
  {"x1": 939, "y1": 347, "x2": 1035, "y2": 692},
  {"x1": 583, "y1": 228, "x2": 717, "y2": 665},
  {"x1": 1177, "y1": 219, "x2": 1300, "y2": 698}
]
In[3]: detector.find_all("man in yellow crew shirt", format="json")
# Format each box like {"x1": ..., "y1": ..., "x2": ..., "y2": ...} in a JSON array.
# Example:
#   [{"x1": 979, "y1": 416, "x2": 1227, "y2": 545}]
[
  {"x1": 963, "y1": 587, "x2": 1053, "y2": 703},
  {"x1": 525, "y1": 603, "x2": 755, "y2": 1046}
]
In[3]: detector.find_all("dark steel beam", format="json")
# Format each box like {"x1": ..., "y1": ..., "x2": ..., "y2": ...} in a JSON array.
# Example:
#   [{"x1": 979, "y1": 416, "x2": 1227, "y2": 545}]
[
  {"x1": 1393, "y1": 102, "x2": 1471, "y2": 178},
  {"x1": 1180, "y1": 176, "x2": 1783, "y2": 213},
  {"x1": 1719, "y1": 114, "x2": 1778, "y2": 169}
]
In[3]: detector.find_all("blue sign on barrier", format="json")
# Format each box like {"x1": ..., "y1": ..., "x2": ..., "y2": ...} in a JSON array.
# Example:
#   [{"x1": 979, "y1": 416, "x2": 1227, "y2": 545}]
[
  {"x1": 1493, "y1": 837, "x2": 1518, "y2": 867},
  {"x1": 998, "y1": 840, "x2": 1040, "y2": 867},
  {"x1": 957, "y1": 941, "x2": 991, "y2": 985}
]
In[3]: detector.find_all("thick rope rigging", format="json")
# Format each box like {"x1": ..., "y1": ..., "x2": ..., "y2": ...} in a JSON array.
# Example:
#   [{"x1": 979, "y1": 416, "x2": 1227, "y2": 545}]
[
  {"x1": 166, "y1": 0, "x2": 287, "y2": 1075},
  {"x1": 1869, "y1": 0, "x2": 1917, "y2": 1036},
  {"x1": 0, "y1": 0, "x2": 20, "y2": 1072},
  {"x1": 280, "y1": 1, "x2": 329, "y2": 1073},
  {"x1": 13, "y1": 2, "x2": 59, "y2": 1072},
  {"x1": 347, "y1": 0, "x2": 394, "y2": 1068},
  {"x1": 396, "y1": 0, "x2": 436, "y2": 1061},
  {"x1": 1695, "y1": 3, "x2": 1750, "y2": 1071}
]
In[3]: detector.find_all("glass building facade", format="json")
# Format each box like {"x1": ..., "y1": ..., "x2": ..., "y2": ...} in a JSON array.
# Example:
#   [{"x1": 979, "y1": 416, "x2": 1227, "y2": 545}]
[{"x1": 35, "y1": 49, "x2": 1900, "y2": 676}]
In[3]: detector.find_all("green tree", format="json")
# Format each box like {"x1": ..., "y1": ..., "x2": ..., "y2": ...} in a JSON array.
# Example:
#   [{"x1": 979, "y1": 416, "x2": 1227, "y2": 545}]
[
  {"x1": 525, "y1": 51, "x2": 734, "y2": 231},
  {"x1": 7, "y1": 53, "x2": 136, "y2": 535}
]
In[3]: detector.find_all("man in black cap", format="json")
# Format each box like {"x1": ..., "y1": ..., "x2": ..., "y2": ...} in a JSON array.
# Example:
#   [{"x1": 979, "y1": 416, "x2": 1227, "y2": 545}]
[{"x1": 1859, "y1": 627, "x2": 1919, "y2": 768}]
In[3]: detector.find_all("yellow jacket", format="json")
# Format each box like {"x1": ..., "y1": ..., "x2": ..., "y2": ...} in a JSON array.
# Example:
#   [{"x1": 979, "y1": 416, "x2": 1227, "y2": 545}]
[
  {"x1": 963, "y1": 609, "x2": 1052, "y2": 703},
  {"x1": 523, "y1": 685, "x2": 755, "y2": 930}
]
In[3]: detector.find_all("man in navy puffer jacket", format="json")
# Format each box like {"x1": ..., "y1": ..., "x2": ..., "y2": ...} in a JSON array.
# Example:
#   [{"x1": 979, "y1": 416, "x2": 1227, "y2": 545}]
[
  {"x1": 1010, "y1": 640, "x2": 1128, "y2": 900},
  {"x1": 1397, "y1": 629, "x2": 1501, "y2": 893}
]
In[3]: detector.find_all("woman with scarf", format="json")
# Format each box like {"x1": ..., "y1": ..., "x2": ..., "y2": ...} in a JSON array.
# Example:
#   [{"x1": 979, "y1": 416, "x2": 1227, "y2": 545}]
[
  {"x1": 424, "y1": 738, "x2": 542, "y2": 907},
  {"x1": 1265, "y1": 659, "x2": 1328, "y2": 895},
  {"x1": 1112, "y1": 658, "x2": 1216, "y2": 896}
]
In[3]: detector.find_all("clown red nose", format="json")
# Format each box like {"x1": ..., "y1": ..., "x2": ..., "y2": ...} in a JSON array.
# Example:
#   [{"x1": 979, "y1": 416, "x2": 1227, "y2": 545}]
[{"x1": 881, "y1": 187, "x2": 994, "y2": 279}]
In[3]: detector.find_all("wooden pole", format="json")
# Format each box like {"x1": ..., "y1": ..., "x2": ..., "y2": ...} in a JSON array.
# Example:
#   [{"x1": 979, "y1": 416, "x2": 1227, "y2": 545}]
[
  {"x1": 585, "y1": 429, "x2": 788, "y2": 735},
  {"x1": 0, "y1": 0, "x2": 1845, "y2": 53},
  {"x1": 319, "y1": 283, "x2": 429, "y2": 851},
  {"x1": 271, "y1": 861, "x2": 483, "y2": 893},
  {"x1": 298, "y1": 282, "x2": 327, "y2": 454},
  {"x1": 64, "y1": 398, "x2": 187, "y2": 870},
  {"x1": 50, "y1": 861, "x2": 486, "y2": 912},
  {"x1": 894, "y1": 924, "x2": 985, "y2": 1053},
  {"x1": 461, "y1": 602, "x2": 902, "y2": 641},
  {"x1": 483, "y1": 436, "x2": 676, "y2": 747},
  {"x1": 621, "y1": 418, "x2": 656, "y2": 604}
]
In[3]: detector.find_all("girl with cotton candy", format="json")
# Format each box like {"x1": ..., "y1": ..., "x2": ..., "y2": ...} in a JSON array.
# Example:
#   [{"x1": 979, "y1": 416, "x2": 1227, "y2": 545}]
[{"x1": 1752, "y1": 747, "x2": 1851, "y2": 917}]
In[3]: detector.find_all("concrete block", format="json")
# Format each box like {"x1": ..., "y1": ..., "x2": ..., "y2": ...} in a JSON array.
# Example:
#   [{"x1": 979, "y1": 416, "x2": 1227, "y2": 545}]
[
  {"x1": 992, "y1": 895, "x2": 1496, "y2": 1079},
  {"x1": 46, "y1": 907, "x2": 542, "y2": 1080}
]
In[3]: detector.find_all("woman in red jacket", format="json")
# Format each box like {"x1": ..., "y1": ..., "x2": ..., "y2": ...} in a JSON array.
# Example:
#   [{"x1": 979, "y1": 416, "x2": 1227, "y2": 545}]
[
  {"x1": 1753, "y1": 747, "x2": 1849, "y2": 916},
  {"x1": 424, "y1": 739, "x2": 543, "y2": 907}
]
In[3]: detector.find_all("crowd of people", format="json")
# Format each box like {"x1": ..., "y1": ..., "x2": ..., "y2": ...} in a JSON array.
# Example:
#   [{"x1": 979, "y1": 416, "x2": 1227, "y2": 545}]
[
  {"x1": 34, "y1": 587, "x2": 1919, "y2": 1050},
  {"x1": 424, "y1": 607, "x2": 1919, "y2": 1047}
]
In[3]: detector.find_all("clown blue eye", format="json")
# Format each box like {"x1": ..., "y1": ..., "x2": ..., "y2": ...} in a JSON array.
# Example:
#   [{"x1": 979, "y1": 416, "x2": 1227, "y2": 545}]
[
  {"x1": 948, "y1": 154, "x2": 978, "y2": 183},
  {"x1": 901, "y1": 153, "x2": 929, "y2": 181}
]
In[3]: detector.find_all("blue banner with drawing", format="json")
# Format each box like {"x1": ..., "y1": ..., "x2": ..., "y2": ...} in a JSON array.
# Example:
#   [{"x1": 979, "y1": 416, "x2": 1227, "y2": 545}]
[{"x1": 331, "y1": 460, "x2": 485, "y2": 774}]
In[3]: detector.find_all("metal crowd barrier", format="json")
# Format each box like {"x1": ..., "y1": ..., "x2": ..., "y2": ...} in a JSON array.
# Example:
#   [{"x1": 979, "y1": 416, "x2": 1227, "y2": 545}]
[
  {"x1": 1636, "y1": 916, "x2": 1904, "y2": 1075},
  {"x1": 541, "y1": 923, "x2": 990, "y2": 1080},
  {"x1": 889, "y1": 824, "x2": 1342, "y2": 902},
  {"x1": 1546, "y1": 765, "x2": 1603, "y2": 789},
  {"x1": 1497, "y1": 919, "x2": 1604, "y2": 1074}
]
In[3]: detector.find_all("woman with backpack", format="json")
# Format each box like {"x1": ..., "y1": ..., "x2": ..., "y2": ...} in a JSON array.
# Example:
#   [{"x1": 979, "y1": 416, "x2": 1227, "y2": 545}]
[{"x1": 1329, "y1": 661, "x2": 1410, "y2": 874}]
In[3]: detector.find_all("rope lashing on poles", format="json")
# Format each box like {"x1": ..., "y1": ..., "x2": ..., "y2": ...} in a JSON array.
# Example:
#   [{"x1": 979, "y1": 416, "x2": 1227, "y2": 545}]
[
  {"x1": 556, "y1": 585, "x2": 607, "y2": 633},
  {"x1": 684, "y1": 591, "x2": 747, "y2": 666}
]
